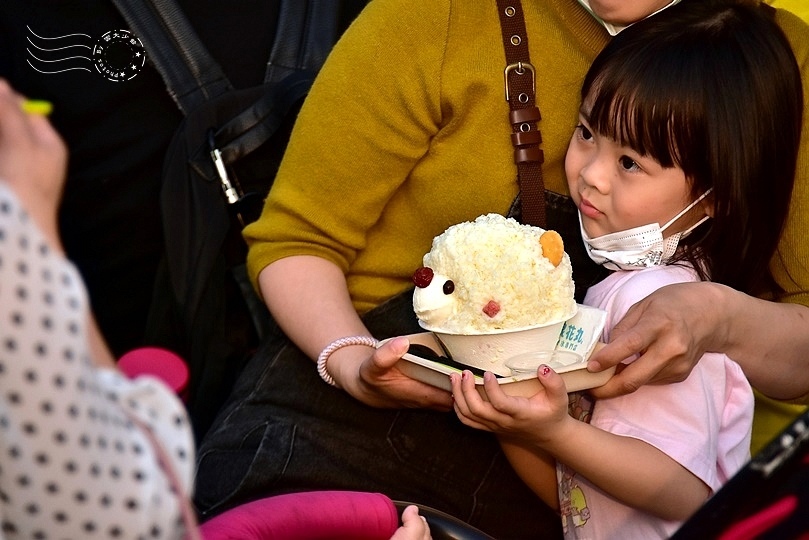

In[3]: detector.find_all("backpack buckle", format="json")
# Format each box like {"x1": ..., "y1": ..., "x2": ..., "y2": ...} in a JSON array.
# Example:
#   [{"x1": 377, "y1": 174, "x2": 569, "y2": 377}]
[{"x1": 208, "y1": 130, "x2": 240, "y2": 205}]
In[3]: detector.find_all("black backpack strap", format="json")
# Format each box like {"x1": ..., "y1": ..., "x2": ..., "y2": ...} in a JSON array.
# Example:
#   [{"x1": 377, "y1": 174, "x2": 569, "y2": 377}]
[
  {"x1": 112, "y1": 0, "x2": 343, "y2": 110},
  {"x1": 211, "y1": 70, "x2": 315, "y2": 172},
  {"x1": 110, "y1": 0, "x2": 233, "y2": 114},
  {"x1": 264, "y1": 0, "x2": 342, "y2": 84},
  {"x1": 109, "y1": 0, "x2": 364, "y2": 439}
]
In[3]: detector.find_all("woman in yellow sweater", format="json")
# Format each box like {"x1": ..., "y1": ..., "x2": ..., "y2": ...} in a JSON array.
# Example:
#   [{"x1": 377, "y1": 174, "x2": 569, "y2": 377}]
[{"x1": 196, "y1": 1, "x2": 809, "y2": 537}]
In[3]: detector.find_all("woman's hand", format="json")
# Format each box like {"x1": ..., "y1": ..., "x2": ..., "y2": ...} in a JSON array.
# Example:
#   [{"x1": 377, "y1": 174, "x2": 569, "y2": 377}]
[
  {"x1": 586, "y1": 280, "x2": 809, "y2": 402},
  {"x1": 260, "y1": 257, "x2": 454, "y2": 411},
  {"x1": 450, "y1": 366, "x2": 570, "y2": 444},
  {"x1": 333, "y1": 336, "x2": 454, "y2": 411},
  {"x1": 586, "y1": 281, "x2": 724, "y2": 399}
]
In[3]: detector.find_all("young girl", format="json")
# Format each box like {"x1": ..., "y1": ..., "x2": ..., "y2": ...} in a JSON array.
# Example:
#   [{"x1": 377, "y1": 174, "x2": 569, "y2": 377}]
[{"x1": 451, "y1": 1, "x2": 803, "y2": 538}]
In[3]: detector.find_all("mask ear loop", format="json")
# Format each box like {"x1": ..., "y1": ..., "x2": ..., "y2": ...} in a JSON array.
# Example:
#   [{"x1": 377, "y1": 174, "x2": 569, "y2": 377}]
[
  {"x1": 679, "y1": 214, "x2": 711, "y2": 239},
  {"x1": 660, "y1": 188, "x2": 714, "y2": 236}
]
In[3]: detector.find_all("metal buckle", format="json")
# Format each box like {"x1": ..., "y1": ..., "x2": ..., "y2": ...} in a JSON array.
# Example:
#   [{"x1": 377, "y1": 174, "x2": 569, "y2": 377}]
[
  {"x1": 503, "y1": 61, "x2": 535, "y2": 102},
  {"x1": 208, "y1": 130, "x2": 240, "y2": 205}
]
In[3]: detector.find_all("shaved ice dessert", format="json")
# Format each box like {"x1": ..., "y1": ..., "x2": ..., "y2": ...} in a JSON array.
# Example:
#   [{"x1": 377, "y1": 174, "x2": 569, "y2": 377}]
[
  {"x1": 412, "y1": 213, "x2": 576, "y2": 375},
  {"x1": 414, "y1": 213, "x2": 576, "y2": 332}
]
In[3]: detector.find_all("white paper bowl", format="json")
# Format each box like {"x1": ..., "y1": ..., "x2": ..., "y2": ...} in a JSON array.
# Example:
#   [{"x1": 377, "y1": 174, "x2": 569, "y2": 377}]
[{"x1": 420, "y1": 307, "x2": 576, "y2": 377}]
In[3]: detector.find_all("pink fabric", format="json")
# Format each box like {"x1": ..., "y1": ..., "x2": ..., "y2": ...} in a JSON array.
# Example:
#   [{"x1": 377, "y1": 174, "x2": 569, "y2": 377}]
[
  {"x1": 560, "y1": 266, "x2": 754, "y2": 539},
  {"x1": 118, "y1": 347, "x2": 190, "y2": 397},
  {"x1": 199, "y1": 491, "x2": 400, "y2": 540}
]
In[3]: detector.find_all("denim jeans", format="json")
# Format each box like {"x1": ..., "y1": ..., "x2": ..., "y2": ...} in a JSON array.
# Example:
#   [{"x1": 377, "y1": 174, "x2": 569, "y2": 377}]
[{"x1": 194, "y1": 192, "x2": 605, "y2": 539}]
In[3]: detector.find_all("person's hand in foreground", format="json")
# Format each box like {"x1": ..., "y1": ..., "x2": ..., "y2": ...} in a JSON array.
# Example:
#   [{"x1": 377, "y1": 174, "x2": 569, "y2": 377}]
[
  {"x1": 390, "y1": 505, "x2": 432, "y2": 540},
  {"x1": 0, "y1": 79, "x2": 66, "y2": 251},
  {"x1": 0, "y1": 79, "x2": 116, "y2": 369}
]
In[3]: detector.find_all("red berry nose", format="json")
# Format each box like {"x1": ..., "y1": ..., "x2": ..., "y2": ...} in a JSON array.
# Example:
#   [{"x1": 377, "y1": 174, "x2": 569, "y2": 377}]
[
  {"x1": 482, "y1": 300, "x2": 501, "y2": 318},
  {"x1": 412, "y1": 267, "x2": 435, "y2": 288}
]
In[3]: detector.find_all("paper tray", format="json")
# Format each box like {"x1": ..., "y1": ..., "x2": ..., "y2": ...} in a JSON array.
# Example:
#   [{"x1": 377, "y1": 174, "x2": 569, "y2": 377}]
[
  {"x1": 387, "y1": 303, "x2": 615, "y2": 395},
  {"x1": 389, "y1": 333, "x2": 615, "y2": 396}
]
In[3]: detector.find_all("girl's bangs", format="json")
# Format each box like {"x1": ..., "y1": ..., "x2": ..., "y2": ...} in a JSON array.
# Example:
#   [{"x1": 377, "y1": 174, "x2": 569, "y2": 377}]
[{"x1": 585, "y1": 69, "x2": 691, "y2": 170}]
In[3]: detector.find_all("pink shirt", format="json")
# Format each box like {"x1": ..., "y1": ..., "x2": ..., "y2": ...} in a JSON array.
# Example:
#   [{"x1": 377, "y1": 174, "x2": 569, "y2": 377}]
[{"x1": 558, "y1": 265, "x2": 753, "y2": 540}]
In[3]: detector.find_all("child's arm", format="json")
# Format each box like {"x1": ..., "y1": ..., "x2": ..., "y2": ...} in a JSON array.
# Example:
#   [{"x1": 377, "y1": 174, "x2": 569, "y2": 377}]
[
  {"x1": 451, "y1": 369, "x2": 710, "y2": 521},
  {"x1": 538, "y1": 408, "x2": 710, "y2": 520}
]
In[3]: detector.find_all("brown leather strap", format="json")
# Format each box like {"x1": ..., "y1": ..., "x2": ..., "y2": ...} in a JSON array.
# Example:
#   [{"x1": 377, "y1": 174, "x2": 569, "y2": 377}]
[{"x1": 495, "y1": 0, "x2": 546, "y2": 228}]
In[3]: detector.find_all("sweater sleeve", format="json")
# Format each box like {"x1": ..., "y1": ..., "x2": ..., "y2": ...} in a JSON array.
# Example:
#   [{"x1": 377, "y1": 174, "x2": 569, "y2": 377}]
[
  {"x1": 0, "y1": 182, "x2": 195, "y2": 538},
  {"x1": 243, "y1": 0, "x2": 451, "y2": 288}
]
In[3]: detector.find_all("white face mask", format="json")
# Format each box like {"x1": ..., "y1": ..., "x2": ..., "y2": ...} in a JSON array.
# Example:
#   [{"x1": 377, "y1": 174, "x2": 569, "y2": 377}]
[
  {"x1": 580, "y1": 189, "x2": 712, "y2": 271},
  {"x1": 576, "y1": 0, "x2": 682, "y2": 36}
]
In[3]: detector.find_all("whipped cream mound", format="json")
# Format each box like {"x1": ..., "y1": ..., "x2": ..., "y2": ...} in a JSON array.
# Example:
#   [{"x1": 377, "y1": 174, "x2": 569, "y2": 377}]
[{"x1": 413, "y1": 214, "x2": 576, "y2": 334}]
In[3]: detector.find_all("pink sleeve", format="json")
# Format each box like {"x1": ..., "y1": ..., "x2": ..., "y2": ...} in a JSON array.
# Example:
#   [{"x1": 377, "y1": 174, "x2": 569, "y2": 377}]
[
  {"x1": 589, "y1": 267, "x2": 752, "y2": 490},
  {"x1": 199, "y1": 490, "x2": 400, "y2": 540}
]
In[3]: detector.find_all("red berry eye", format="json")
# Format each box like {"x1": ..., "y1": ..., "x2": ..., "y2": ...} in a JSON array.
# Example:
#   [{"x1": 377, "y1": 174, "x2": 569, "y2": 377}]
[
  {"x1": 412, "y1": 267, "x2": 434, "y2": 288},
  {"x1": 442, "y1": 280, "x2": 455, "y2": 295}
]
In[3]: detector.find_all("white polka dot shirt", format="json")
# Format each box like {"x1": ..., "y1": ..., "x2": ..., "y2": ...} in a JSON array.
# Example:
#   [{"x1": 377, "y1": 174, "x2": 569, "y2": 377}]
[{"x1": 0, "y1": 183, "x2": 195, "y2": 539}]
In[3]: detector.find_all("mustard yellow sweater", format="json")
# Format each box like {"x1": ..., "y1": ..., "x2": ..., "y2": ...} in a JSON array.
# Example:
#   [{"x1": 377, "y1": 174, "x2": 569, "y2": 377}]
[
  {"x1": 245, "y1": 0, "x2": 809, "y2": 454},
  {"x1": 768, "y1": 0, "x2": 809, "y2": 22}
]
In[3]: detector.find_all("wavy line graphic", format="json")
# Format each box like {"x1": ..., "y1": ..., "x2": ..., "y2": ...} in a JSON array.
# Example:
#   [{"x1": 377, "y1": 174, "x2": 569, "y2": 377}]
[
  {"x1": 26, "y1": 26, "x2": 94, "y2": 74},
  {"x1": 26, "y1": 26, "x2": 147, "y2": 81}
]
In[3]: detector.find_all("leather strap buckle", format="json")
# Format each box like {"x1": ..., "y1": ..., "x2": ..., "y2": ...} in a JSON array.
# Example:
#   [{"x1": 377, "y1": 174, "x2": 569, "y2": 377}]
[{"x1": 503, "y1": 61, "x2": 535, "y2": 102}]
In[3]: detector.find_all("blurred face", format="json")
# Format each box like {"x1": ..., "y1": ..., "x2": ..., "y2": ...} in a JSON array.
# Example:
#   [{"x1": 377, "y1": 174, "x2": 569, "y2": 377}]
[
  {"x1": 565, "y1": 113, "x2": 702, "y2": 239},
  {"x1": 582, "y1": 0, "x2": 677, "y2": 26}
]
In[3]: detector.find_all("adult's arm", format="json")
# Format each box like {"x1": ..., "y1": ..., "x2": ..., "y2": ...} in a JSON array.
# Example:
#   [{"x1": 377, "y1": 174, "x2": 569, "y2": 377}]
[
  {"x1": 0, "y1": 79, "x2": 64, "y2": 252},
  {"x1": 0, "y1": 79, "x2": 118, "y2": 370},
  {"x1": 0, "y1": 99, "x2": 195, "y2": 536},
  {"x1": 588, "y1": 282, "x2": 809, "y2": 402},
  {"x1": 246, "y1": 0, "x2": 458, "y2": 410},
  {"x1": 258, "y1": 256, "x2": 453, "y2": 410}
]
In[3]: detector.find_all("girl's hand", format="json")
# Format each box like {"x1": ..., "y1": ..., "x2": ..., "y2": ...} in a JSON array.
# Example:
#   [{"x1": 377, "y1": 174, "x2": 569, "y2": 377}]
[
  {"x1": 450, "y1": 365, "x2": 570, "y2": 444},
  {"x1": 336, "y1": 337, "x2": 454, "y2": 411}
]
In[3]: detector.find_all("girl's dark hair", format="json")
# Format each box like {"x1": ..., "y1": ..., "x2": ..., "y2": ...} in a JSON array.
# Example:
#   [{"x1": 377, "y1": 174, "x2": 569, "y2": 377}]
[{"x1": 581, "y1": 0, "x2": 803, "y2": 295}]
